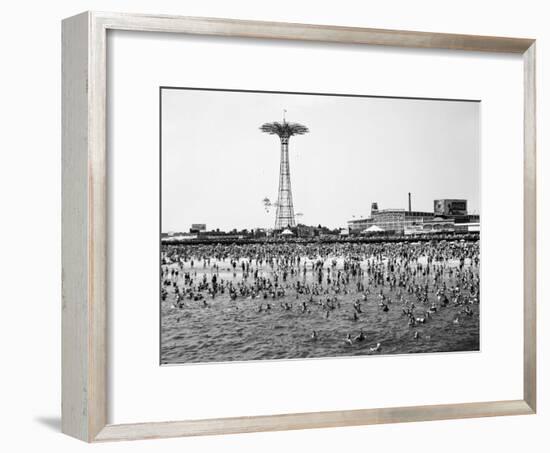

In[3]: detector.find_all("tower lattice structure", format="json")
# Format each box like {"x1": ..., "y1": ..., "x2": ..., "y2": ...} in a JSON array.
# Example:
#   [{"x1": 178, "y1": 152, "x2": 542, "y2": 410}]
[{"x1": 260, "y1": 116, "x2": 309, "y2": 230}]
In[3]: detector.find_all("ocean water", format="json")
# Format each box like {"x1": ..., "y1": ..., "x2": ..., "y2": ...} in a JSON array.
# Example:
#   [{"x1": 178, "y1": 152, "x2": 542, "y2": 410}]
[{"x1": 160, "y1": 245, "x2": 480, "y2": 365}]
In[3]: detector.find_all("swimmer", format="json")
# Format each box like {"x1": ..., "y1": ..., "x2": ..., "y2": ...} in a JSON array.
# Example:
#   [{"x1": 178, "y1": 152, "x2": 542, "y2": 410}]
[
  {"x1": 354, "y1": 329, "x2": 366, "y2": 342},
  {"x1": 370, "y1": 342, "x2": 382, "y2": 352},
  {"x1": 344, "y1": 333, "x2": 353, "y2": 346}
]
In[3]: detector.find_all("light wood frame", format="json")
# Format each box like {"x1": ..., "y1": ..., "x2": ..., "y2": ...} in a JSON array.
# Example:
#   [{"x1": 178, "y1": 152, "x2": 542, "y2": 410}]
[{"x1": 62, "y1": 11, "x2": 537, "y2": 442}]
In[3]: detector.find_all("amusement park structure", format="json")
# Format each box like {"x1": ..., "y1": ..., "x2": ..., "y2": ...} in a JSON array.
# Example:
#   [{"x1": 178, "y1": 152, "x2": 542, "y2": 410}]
[{"x1": 260, "y1": 113, "x2": 309, "y2": 229}]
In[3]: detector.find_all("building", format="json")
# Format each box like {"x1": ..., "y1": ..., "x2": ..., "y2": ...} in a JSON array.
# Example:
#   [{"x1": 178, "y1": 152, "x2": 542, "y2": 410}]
[
  {"x1": 189, "y1": 223, "x2": 207, "y2": 234},
  {"x1": 348, "y1": 202, "x2": 434, "y2": 234},
  {"x1": 348, "y1": 197, "x2": 480, "y2": 235},
  {"x1": 434, "y1": 199, "x2": 468, "y2": 216},
  {"x1": 404, "y1": 218, "x2": 456, "y2": 235},
  {"x1": 433, "y1": 199, "x2": 480, "y2": 224}
]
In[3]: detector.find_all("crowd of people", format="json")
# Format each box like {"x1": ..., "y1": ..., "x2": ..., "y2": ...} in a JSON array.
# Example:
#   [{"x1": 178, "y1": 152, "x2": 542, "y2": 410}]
[{"x1": 161, "y1": 240, "x2": 480, "y2": 358}]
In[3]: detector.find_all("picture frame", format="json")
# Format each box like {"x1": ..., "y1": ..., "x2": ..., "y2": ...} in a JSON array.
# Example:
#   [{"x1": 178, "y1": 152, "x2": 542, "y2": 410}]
[{"x1": 62, "y1": 11, "x2": 536, "y2": 442}]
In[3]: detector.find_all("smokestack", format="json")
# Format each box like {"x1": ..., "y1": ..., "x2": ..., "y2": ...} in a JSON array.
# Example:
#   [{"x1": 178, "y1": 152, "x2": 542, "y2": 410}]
[{"x1": 408, "y1": 192, "x2": 411, "y2": 212}]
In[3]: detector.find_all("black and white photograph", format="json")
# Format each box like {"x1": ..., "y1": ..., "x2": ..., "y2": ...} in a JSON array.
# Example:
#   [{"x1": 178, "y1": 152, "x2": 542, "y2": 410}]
[
  {"x1": 3, "y1": 1, "x2": 545, "y2": 450},
  {"x1": 160, "y1": 87, "x2": 481, "y2": 365}
]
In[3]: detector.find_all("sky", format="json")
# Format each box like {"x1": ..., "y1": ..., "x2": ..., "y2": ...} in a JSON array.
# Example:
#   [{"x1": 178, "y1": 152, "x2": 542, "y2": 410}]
[{"x1": 161, "y1": 88, "x2": 480, "y2": 232}]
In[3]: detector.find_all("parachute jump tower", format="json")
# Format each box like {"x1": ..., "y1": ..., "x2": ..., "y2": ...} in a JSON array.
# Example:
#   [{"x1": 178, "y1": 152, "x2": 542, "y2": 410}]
[{"x1": 260, "y1": 112, "x2": 309, "y2": 230}]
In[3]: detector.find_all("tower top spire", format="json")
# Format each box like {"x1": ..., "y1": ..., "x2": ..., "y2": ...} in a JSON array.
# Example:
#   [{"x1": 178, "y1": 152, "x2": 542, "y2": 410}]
[{"x1": 259, "y1": 119, "x2": 309, "y2": 140}]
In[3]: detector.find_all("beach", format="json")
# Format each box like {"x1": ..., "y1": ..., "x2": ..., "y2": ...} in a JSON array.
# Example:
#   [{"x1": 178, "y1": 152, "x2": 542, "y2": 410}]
[{"x1": 160, "y1": 240, "x2": 480, "y2": 364}]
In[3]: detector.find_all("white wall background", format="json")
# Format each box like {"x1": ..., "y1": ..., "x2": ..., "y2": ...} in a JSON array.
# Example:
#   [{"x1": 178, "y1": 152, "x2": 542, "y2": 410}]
[{"x1": 0, "y1": 0, "x2": 547, "y2": 451}]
